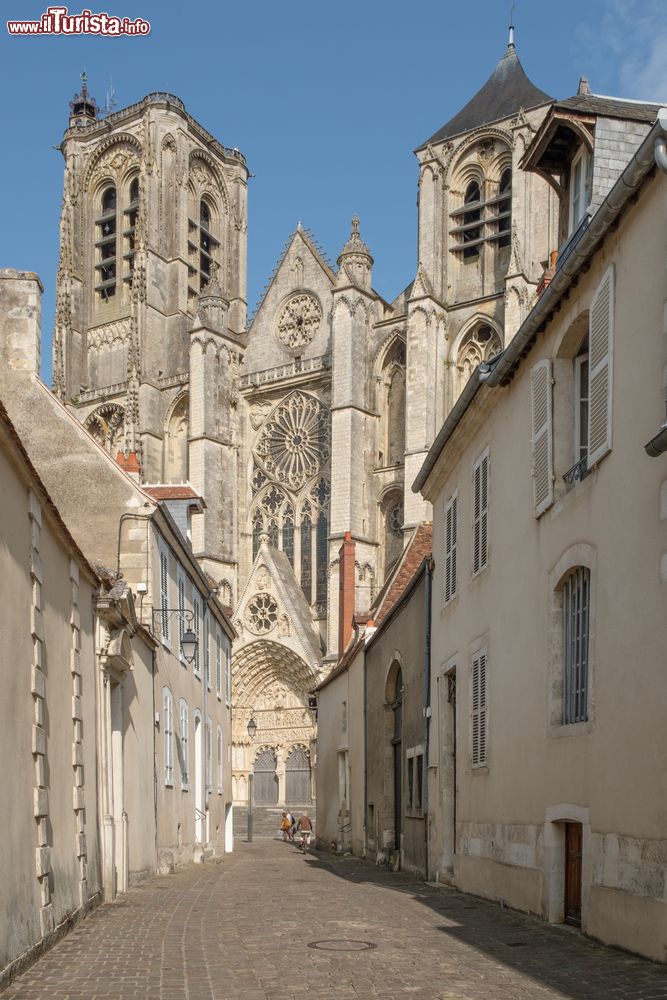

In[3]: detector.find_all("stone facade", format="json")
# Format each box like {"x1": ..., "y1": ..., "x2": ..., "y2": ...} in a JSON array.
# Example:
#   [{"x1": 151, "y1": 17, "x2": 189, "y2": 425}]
[{"x1": 417, "y1": 115, "x2": 667, "y2": 961}]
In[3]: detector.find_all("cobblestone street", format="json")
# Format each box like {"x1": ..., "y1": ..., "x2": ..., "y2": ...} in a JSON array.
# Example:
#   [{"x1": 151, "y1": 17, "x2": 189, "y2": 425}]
[{"x1": 3, "y1": 840, "x2": 667, "y2": 1000}]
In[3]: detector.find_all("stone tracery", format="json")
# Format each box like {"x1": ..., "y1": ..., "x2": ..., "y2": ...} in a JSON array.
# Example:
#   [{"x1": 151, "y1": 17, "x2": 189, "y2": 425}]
[{"x1": 254, "y1": 391, "x2": 330, "y2": 491}]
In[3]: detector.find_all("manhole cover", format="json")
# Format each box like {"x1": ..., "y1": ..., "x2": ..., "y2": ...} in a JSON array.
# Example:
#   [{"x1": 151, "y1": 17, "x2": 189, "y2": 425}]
[{"x1": 308, "y1": 939, "x2": 377, "y2": 952}]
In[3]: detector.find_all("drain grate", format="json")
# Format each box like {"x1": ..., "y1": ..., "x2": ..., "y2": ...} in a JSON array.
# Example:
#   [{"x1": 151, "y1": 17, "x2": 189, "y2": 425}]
[{"x1": 308, "y1": 939, "x2": 377, "y2": 952}]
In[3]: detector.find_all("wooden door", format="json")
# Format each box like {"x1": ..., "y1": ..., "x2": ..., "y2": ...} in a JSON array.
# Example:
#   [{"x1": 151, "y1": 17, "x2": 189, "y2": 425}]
[{"x1": 564, "y1": 823, "x2": 583, "y2": 926}]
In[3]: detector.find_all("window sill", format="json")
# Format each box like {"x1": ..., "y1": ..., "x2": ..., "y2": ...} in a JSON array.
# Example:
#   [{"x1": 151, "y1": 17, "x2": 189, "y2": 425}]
[
  {"x1": 441, "y1": 594, "x2": 459, "y2": 615},
  {"x1": 471, "y1": 764, "x2": 489, "y2": 776},
  {"x1": 181, "y1": 784, "x2": 189, "y2": 792},
  {"x1": 548, "y1": 719, "x2": 594, "y2": 739}
]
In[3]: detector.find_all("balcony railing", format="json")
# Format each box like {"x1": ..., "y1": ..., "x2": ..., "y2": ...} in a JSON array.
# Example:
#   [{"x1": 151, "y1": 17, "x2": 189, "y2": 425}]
[{"x1": 563, "y1": 456, "x2": 589, "y2": 486}]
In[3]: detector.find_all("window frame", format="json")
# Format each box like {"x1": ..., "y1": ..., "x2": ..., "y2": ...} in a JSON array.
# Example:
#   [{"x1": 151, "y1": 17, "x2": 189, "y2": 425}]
[
  {"x1": 163, "y1": 687, "x2": 174, "y2": 787},
  {"x1": 216, "y1": 725, "x2": 223, "y2": 795},
  {"x1": 444, "y1": 490, "x2": 458, "y2": 605},
  {"x1": 179, "y1": 698, "x2": 189, "y2": 791},
  {"x1": 472, "y1": 449, "x2": 490, "y2": 577},
  {"x1": 562, "y1": 567, "x2": 590, "y2": 725},
  {"x1": 177, "y1": 564, "x2": 187, "y2": 665},
  {"x1": 225, "y1": 638, "x2": 232, "y2": 708},
  {"x1": 470, "y1": 650, "x2": 487, "y2": 768},
  {"x1": 159, "y1": 540, "x2": 171, "y2": 647},
  {"x1": 569, "y1": 145, "x2": 591, "y2": 235},
  {"x1": 192, "y1": 593, "x2": 202, "y2": 678},
  {"x1": 215, "y1": 626, "x2": 223, "y2": 700}
]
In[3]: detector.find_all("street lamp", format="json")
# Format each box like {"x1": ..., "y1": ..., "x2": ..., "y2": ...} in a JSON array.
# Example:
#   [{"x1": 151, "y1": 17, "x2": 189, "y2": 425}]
[
  {"x1": 151, "y1": 609, "x2": 199, "y2": 664},
  {"x1": 181, "y1": 628, "x2": 198, "y2": 665},
  {"x1": 246, "y1": 716, "x2": 257, "y2": 842}
]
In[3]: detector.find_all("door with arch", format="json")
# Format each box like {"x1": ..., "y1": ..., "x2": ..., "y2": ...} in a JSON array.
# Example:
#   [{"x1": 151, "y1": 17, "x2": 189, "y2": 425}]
[
  {"x1": 254, "y1": 748, "x2": 279, "y2": 805},
  {"x1": 285, "y1": 746, "x2": 311, "y2": 805}
]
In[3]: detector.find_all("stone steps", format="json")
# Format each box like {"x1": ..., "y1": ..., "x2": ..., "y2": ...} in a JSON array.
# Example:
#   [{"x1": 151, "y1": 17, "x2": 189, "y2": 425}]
[{"x1": 233, "y1": 805, "x2": 316, "y2": 840}]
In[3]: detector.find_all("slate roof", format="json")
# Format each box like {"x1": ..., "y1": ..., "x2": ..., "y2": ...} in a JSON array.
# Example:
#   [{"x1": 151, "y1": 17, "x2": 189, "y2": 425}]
[
  {"x1": 555, "y1": 94, "x2": 660, "y2": 122},
  {"x1": 418, "y1": 44, "x2": 552, "y2": 150}
]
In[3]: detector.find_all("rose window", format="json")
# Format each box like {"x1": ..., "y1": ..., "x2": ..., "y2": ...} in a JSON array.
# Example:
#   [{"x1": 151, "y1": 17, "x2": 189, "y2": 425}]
[
  {"x1": 276, "y1": 293, "x2": 322, "y2": 348},
  {"x1": 254, "y1": 392, "x2": 330, "y2": 490},
  {"x1": 245, "y1": 593, "x2": 279, "y2": 634}
]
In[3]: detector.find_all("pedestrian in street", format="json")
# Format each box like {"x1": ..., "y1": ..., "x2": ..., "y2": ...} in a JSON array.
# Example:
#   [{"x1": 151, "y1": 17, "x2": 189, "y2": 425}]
[
  {"x1": 280, "y1": 811, "x2": 291, "y2": 842},
  {"x1": 286, "y1": 809, "x2": 296, "y2": 842},
  {"x1": 296, "y1": 813, "x2": 313, "y2": 852}
]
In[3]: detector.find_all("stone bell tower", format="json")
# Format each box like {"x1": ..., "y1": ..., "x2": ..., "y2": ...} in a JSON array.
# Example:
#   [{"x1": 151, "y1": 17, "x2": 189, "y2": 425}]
[{"x1": 52, "y1": 81, "x2": 248, "y2": 495}]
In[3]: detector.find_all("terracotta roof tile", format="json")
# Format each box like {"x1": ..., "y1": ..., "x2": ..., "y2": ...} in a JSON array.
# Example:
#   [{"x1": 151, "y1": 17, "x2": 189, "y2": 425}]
[
  {"x1": 374, "y1": 523, "x2": 432, "y2": 626},
  {"x1": 143, "y1": 484, "x2": 202, "y2": 502}
]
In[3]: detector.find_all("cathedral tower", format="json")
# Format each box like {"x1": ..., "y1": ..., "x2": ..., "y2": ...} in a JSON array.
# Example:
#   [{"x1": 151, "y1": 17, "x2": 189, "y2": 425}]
[{"x1": 53, "y1": 85, "x2": 248, "y2": 581}]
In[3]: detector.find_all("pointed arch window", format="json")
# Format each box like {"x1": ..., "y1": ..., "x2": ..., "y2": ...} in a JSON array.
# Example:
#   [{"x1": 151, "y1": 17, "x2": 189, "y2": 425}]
[
  {"x1": 95, "y1": 185, "x2": 118, "y2": 299},
  {"x1": 188, "y1": 196, "x2": 220, "y2": 300},
  {"x1": 124, "y1": 176, "x2": 140, "y2": 278},
  {"x1": 315, "y1": 512, "x2": 328, "y2": 606},
  {"x1": 495, "y1": 169, "x2": 512, "y2": 248},
  {"x1": 300, "y1": 512, "x2": 312, "y2": 602},
  {"x1": 252, "y1": 511, "x2": 263, "y2": 562},
  {"x1": 282, "y1": 509, "x2": 295, "y2": 567},
  {"x1": 268, "y1": 519, "x2": 279, "y2": 549},
  {"x1": 461, "y1": 182, "x2": 481, "y2": 260}
]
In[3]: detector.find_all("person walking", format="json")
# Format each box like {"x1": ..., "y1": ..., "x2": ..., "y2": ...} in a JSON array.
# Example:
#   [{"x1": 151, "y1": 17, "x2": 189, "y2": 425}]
[
  {"x1": 280, "y1": 811, "x2": 291, "y2": 842},
  {"x1": 296, "y1": 813, "x2": 313, "y2": 853}
]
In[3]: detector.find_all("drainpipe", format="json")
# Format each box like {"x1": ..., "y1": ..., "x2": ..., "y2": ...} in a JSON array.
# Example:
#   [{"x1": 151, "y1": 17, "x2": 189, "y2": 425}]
[
  {"x1": 423, "y1": 557, "x2": 434, "y2": 880},
  {"x1": 644, "y1": 109, "x2": 667, "y2": 456}
]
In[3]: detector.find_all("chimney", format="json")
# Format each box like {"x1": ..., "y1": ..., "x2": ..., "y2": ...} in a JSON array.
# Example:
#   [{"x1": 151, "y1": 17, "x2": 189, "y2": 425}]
[
  {"x1": 116, "y1": 450, "x2": 142, "y2": 482},
  {"x1": 0, "y1": 269, "x2": 43, "y2": 375},
  {"x1": 338, "y1": 531, "x2": 356, "y2": 659}
]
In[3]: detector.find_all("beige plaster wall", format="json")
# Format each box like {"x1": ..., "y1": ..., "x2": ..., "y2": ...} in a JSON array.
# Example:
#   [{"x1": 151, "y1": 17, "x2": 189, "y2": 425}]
[{"x1": 424, "y1": 173, "x2": 667, "y2": 960}]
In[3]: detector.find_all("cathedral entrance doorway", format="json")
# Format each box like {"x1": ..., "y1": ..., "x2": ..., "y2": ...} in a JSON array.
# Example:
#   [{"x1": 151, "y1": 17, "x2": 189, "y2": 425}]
[
  {"x1": 254, "y1": 749, "x2": 279, "y2": 805},
  {"x1": 285, "y1": 746, "x2": 311, "y2": 805}
]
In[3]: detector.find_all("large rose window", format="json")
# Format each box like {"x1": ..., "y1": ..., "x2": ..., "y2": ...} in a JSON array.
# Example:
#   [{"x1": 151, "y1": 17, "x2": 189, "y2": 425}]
[
  {"x1": 254, "y1": 392, "x2": 330, "y2": 491},
  {"x1": 276, "y1": 293, "x2": 322, "y2": 348}
]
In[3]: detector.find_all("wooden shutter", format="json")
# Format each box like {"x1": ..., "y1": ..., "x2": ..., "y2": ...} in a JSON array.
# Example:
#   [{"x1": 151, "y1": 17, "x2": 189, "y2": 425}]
[
  {"x1": 180, "y1": 700, "x2": 189, "y2": 788},
  {"x1": 473, "y1": 452, "x2": 489, "y2": 574},
  {"x1": 163, "y1": 689, "x2": 173, "y2": 784},
  {"x1": 471, "y1": 651, "x2": 487, "y2": 766},
  {"x1": 531, "y1": 359, "x2": 554, "y2": 516},
  {"x1": 588, "y1": 265, "x2": 614, "y2": 466},
  {"x1": 444, "y1": 492, "x2": 458, "y2": 603},
  {"x1": 160, "y1": 548, "x2": 170, "y2": 642}
]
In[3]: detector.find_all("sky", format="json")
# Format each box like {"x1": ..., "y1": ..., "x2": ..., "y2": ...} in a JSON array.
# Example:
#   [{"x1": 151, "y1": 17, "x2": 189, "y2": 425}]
[{"x1": 1, "y1": 0, "x2": 666, "y2": 384}]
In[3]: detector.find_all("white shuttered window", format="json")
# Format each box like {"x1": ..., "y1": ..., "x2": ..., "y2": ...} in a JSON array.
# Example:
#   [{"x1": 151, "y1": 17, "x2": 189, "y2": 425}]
[
  {"x1": 217, "y1": 726, "x2": 223, "y2": 794},
  {"x1": 179, "y1": 699, "x2": 189, "y2": 789},
  {"x1": 587, "y1": 265, "x2": 614, "y2": 466},
  {"x1": 159, "y1": 544, "x2": 170, "y2": 644},
  {"x1": 444, "y1": 492, "x2": 458, "y2": 604},
  {"x1": 193, "y1": 595, "x2": 201, "y2": 677},
  {"x1": 472, "y1": 451, "x2": 489, "y2": 575},
  {"x1": 531, "y1": 359, "x2": 554, "y2": 516},
  {"x1": 471, "y1": 651, "x2": 487, "y2": 767},
  {"x1": 216, "y1": 627, "x2": 223, "y2": 699},
  {"x1": 163, "y1": 687, "x2": 174, "y2": 785}
]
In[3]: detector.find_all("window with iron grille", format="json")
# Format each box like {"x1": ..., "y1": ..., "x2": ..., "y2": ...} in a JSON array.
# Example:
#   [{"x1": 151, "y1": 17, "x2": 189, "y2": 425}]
[
  {"x1": 471, "y1": 651, "x2": 487, "y2": 767},
  {"x1": 444, "y1": 491, "x2": 458, "y2": 604},
  {"x1": 562, "y1": 567, "x2": 590, "y2": 724},
  {"x1": 472, "y1": 451, "x2": 489, "y2": 575}
]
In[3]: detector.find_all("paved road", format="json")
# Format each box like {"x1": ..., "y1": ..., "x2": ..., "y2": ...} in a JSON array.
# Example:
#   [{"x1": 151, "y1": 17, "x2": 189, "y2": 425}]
[{"x1": 3, "y1": 839, "x2": 667, "y2": 1000}]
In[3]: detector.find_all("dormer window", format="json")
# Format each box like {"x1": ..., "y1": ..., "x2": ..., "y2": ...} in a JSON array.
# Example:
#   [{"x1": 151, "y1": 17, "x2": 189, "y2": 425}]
[
  {"x1": 95, "y1": 186, "x2": 117, "y2": 300},
  {"x1": 569, "y1": 146, "x2": 591, "y2": 234}
]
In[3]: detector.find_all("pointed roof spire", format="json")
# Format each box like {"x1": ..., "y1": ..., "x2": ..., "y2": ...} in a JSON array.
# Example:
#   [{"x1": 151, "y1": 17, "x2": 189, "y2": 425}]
[
  {"x1": 508, "y1": 2, "x2": 516, "y2": 48},
  {"x1": 69, "y1": 69, "x2": 98, "y2": 124},
  {"x1": 337, "y1": 215, "x2": 373, "y2": 264},
  {"x1": 416, "y1": 38, "x2": 552, "y2": 150}
]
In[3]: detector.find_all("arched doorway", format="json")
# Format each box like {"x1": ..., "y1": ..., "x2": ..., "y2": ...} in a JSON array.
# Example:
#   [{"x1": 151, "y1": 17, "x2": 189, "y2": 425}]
[
  {"x1": 254, "y1": 748, "x2": 278, "y2": 805},
  {"x1": 391, "y1": 668, "x2": 403, "y2": 851},
  {"x1": 285, "y1": 746, "x2": 311, "y2": 805}
]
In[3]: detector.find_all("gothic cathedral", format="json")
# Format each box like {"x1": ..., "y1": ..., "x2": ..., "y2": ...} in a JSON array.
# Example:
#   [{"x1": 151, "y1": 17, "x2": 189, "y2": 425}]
[{"x1": 53, "y1": 39, "x2": 557, "y2": 806}]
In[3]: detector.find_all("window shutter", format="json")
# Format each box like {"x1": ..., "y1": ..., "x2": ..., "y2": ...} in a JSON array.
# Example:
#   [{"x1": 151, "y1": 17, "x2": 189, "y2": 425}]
[
  {"x1": 163, "y1": 689, "x2": 173, "y2": 785},
  {"x1": 588, "y1": 265, "x2": 614, "y2": 466},
  {"x1": 444, "y1": 493, "x2": 458, "y2": 603},
  {"x1": 531, "y1": 359, "x2": 554, "y2": 516},
  {"x1": 160, "y1": 549, "x2": 170, "y2": 643},
  {"x1": 471, "y1": 651, "x2": 487, "y2": 767},
  {"x1": 473, "y1": 452, "x2": 489, "y2": 574}
]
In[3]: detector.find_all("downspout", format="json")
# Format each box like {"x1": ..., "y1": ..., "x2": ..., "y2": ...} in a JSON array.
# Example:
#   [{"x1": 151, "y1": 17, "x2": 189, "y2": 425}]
[
  {"x1": 423, "y1": 557, "x2": 433, "y2": 880},
  {"x1": 363, "y1": 648, "x2": 368, "y2": 859},
  {"x1": 645, "y1": 109, "x2": 667, "y2": 456}
]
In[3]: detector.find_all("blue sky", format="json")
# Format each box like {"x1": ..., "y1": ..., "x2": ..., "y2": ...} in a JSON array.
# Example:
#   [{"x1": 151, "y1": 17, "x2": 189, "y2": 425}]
[{"x1": 1, "y1": 0, "x2": 666, "y2": 382}]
